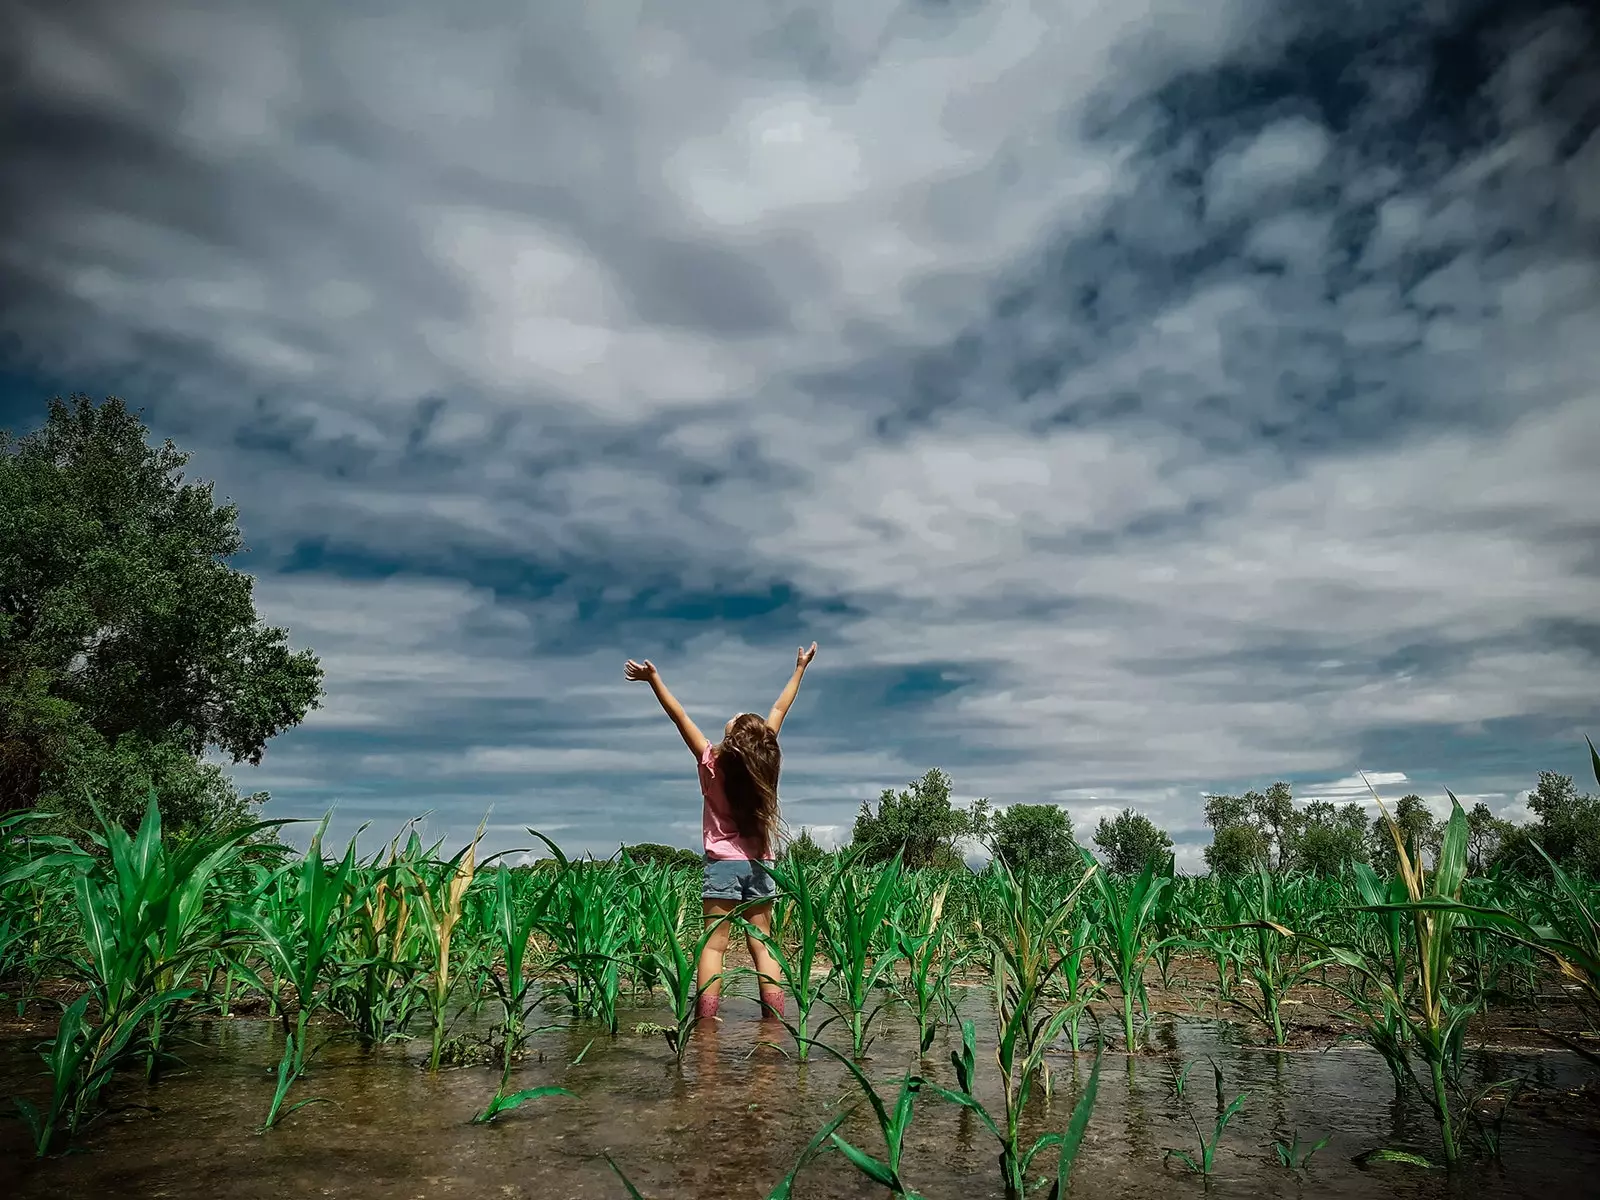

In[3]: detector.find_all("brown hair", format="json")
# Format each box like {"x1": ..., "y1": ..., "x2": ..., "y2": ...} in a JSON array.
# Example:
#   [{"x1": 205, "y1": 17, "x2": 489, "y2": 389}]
[{"x1": 716, "y1": 712, "x2": 782, "y2": 859}]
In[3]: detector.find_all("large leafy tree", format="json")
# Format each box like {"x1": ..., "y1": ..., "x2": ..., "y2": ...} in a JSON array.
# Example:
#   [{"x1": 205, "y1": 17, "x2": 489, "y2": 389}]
[
  {"x1": 1492, "y1": 768, "x2": 1600, "y2": 877},
  {"x1": 1091, "y1": 807, "x2": 1172, "y2": 875},
  {"x1": 989, "y1": 802, "x2": 1075, "y2": 876},
  {"x1": 1, "y1": 394, "x2": 323, "y2": 831},
  {"x1": 851, "y1": 767, "x2": 989, "y2": 869}
]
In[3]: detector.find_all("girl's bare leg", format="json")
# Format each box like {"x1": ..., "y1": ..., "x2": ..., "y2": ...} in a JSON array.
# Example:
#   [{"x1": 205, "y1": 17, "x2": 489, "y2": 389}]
[
  {"x1": 743, "y1": 901, "x2": 786, "y2": 1018},
  {"x1": 697, "y1": 899, "x2": 736, "y2": 1019}
]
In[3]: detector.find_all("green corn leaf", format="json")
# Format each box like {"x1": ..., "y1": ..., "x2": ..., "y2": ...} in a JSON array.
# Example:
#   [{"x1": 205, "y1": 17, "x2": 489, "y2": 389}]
[{"x1": 829, "y1": 1134, "x2": 897, "y2": 1188}]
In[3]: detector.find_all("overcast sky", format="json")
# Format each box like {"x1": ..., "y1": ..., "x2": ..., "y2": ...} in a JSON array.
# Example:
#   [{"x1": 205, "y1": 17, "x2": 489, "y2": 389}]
[{"x1": 2, "y1": 0, "x2": 1597, "y2": 868}]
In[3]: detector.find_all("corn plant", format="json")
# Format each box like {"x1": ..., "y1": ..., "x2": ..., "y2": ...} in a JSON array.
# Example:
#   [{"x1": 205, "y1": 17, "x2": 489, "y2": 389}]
[
  {"x1": 932, "y1": 1019, "x2": 1103, "y2": 1198},
  {"x1": 802, "y1": 1034, "x2": 925, "y2": 1198},
  {"x1": 1083, "y1": 850, "x2": 1173, "y2": 1050},
  {"x1": 1273, "y1": 1129, "x2": 1332, "y2": 1170},
  {"x1": 817, "y1": 851, "x2": 903, "y2": 1058},
  {"x1": 1323, "y1": 788, "x2": 1478, "y2": 1164},
  {"x1": 1164, "y1": 1062, "x2": 1248, "y2": 1177},
  {"x1": 893, "y1": 880, "x2": 963, "y2": 1054},
  {"x1": 329, "y1": 828, "x2": 427, "y2": 1044},
  {"x1": 470, "y1": 1082, "x2": 574, "y2": 1125},
  {"x1": 412, "y1": 823, "x2": 485, "y2": 1071},
  {"x1": 13, "y1": 796, "x2": 273, "y2": 1152},
  {"x1": 530, "y1": 831, "x2": 631, "y2": 1035},
  {"x1": 243, "y1": 818, "x2": 366, "y2": 1130},
  {"x1": 1048, "y1": 913, "x2": 1103, "y2": 1052},
  {"x1": 482, "y1": 864, "x2": 560, "y2": 1080},
  {"x1": 739, "y1": 857, "x2": 835, "y2": 1062},
  {"x1": 1215, "y1": 869, "x2": 1332, "y2": 1045},
  {"x1": 643, "y1": 879, "x2": 730, "y2": 1061}
]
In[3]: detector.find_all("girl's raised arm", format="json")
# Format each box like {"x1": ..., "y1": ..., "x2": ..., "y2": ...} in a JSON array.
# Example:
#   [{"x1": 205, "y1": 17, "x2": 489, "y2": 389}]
[
  {"x1": 624, "y1": 659, "x2": 710, "y2": 757},
  {"x1": 766, "y1": 642, "x2": 817, "y2": 735}
]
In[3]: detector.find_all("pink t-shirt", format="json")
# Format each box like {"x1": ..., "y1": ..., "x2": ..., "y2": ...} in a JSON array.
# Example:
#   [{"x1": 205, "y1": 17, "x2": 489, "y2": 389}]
[{"x1": 699, "y1": 743, "x2": 770, "y2": 861}]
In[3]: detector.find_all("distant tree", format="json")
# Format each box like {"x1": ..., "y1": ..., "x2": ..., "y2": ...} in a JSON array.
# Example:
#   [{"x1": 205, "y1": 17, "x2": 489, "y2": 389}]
[
  {"x1": 1491, "y1": 766, "x2": 1600, "y2": 877},
  {"x1": 781, "y1": 826, "x2": 828, "y2": 868},
  {"x1": 1091, "y1": 808, "x2": 1173, "y2": 875},
  {"x1": 1464, "y1": 803, "x2": 1512, "y2": 875},
  {"x1": 621, "y1": 843, "x2": 702, "y2": 870},
  {"x1": 1369, "y1": 794, "x2": 1439, "y2": 873},
  {"x1": 989, "y1": 803, "x2": 1075, "y2": 876},
  {"x1": 1204, "y1": 821, "x2": 1268, "y2": 877},
  {"x1": 1202, "y1": 793, "x2": 1267, "y2": 877},
  {"x1": 1, "y1": 395, "x2": 323, "y2": 832},
  {"x1": 851, "y1": 768, "x2": 989, "y2": 869},
  {"x1": 1292, "y1": 801, "x2": 1369, "y2": 876},
  {"x1": 1249, "y1": 782, "x2": 1298, "y2": 871}
]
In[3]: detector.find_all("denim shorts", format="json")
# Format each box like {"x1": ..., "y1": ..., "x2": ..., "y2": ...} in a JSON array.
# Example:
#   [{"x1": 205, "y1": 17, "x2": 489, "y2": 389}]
[{"x1": 702, "y1": 854, "x2": 777, "y2": 902}]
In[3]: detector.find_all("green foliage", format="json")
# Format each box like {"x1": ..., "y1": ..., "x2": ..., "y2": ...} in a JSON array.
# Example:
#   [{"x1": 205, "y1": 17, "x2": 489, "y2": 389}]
[
  {"x1": 780, "y1": 826, "x2": 828, "y2": 867},
  {"x1": 990, "y1": 803, "x2": 1076, "y2": 876},
  {"x1": 1203, "y1": 784, "x2": 1367, "y2": 877},
  {"x1": 1090, "y1": 808, "x2": 1172, "y2": 876},
  {"x1": 1294, "y1": 801, "x2": 1370, "y2": 876},
  {"x1": 1493, "y1": 770, "x2": 1600, "y2": 877},
  {"x1": 0, "y1": 395, "x2": 323, "y2": 833},
  {"x1": 852, "y1": 768, "x2": 988, "y2": 869},
  {"x1": 620, "y1": 843, "x2": 701, "y2": 871}
]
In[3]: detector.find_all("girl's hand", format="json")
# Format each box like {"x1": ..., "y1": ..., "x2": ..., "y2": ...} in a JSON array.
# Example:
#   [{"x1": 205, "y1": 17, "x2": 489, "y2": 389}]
[
  {"x1": 796, "y1": 642, "x2": 817, "y2": 670},
  {"x1": 624, "y1": 659, "x2": 657, "y2": 682}
]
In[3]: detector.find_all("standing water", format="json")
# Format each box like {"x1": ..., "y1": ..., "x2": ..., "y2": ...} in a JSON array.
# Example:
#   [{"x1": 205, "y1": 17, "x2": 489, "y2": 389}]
[{"x1": 3, "y1": 988, "x2": 1596, "y2": 1198}]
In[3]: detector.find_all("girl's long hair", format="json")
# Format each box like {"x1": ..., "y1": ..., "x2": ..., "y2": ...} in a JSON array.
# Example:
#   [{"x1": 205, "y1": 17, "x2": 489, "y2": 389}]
[{"x1": 717, "y1": 712, "x2": 782, "y2": 859}]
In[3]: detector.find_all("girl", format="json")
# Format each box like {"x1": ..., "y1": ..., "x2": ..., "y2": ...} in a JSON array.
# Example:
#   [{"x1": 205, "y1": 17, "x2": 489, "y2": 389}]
[{"x1": 623, "y1": 642, "x2": 817, "y2": 1024}]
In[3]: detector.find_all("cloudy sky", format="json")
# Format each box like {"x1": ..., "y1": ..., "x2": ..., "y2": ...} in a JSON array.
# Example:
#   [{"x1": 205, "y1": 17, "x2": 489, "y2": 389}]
[{"x1": 2, "y1": 0, "x2": 1597, "y2": 868}]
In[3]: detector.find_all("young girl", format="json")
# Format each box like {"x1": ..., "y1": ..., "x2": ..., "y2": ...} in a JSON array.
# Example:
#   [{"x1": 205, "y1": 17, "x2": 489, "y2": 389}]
[{"x1": 623, "y1": 642, "x2": 817, "y2": 1024}]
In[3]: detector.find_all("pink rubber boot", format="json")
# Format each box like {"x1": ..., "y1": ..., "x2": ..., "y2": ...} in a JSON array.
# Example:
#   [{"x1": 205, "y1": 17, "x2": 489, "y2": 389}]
[
  {"x1": 758, "y1": 987, "x2": 786, "y2": 1020},
  {"x1": 696, "y1": 992, "x2": 721, "y2": 1022}
]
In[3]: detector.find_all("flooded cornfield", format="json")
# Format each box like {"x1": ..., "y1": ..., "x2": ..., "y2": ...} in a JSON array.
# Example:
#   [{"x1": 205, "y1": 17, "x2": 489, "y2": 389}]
[
  {"x1": 4, "y1": 793, "x2": 1600, "y2": 1198},
  {"x1": 4, "y1": 985, "x2": 1597, "y2": 1199}
]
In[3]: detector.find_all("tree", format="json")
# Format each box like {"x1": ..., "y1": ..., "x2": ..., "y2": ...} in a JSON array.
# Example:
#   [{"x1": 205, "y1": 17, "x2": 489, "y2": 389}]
[
  {"x1": 1464, "y1": 803, "x2": 1512, "y2": 875},
  {"x1": 1091, "y1": 807, "x2": 1172, "y2": 875},
  {"x1": 1491, "y1": 766, "x2": 1600, "y2": 877},
  {"x1": 621, "y1": 843, "x2": 702, "y2": 870},
  {"x1": 1, "y1": 395, "x2": 323, "y2": 831},
  {"x1": 1249, "y1": 782, "x2": 1297, "y2": 871},
  {"x1": 989, "y1": 803, "x2": 1075, "y2": 876},
  {"x1": 1202, "y1": 793, "x2": 1267, "y2": 877},
  {"x1": 1369, "y1": 794, "x2": 1439, "y2": 873},
  {"x1": 781, "y1": 827, "x2": 828, "y2": 868},
  {"x1": 851, "y1": 768, "x2": 989, "y2": 869},
  {"x1": 1293, "y1": 801, "x2": 1369, "y2": 876}
]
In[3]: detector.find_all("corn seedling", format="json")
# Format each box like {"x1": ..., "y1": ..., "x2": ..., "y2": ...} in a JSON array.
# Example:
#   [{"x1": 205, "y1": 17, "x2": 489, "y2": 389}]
[
  {"x1": 243, "y1": 817, "x2": 366, "y2": 1130},
  {"x1": 893, "y1": 880, "x2": 962, "y2": 1054},
  {"x1": 1325, "y1": 786, "x2": 1478, "y2": 1165},
  {"x1": 1273, "y1": 1129, "x2": 1331, "y2": 1171},
  {"x1": 1083, "y1": 850, "x2": 1173, "y2": 1050},
  {"x1": 1215, "y1": 869, "x2": 1332, "y2": 1045},
  {"x1": 801, "y1": 1033, "x2": 925, "y2": 1198},
  {"x1": 815, "y1": 851, "x2": 904, "y2": 1059},
  {"x1": 739, "y1": 857, "x2": 835, "y2": 1062},
  {"x1": 1164, "y1": 1062, "x2": 1248, "y2": 1177},
  {"x1": 412, "y1": 820, "x2": 486, "y2": 1071},
  {"x1": 644, "y1": 881, "x2": 734, "y2": 1061},
  {"x1": 529, "y1": 831, "x2": 630, "y2": 1034},
  {"x1": 931, "y1": 1018, "x2": 1104, "y2": 1198}
]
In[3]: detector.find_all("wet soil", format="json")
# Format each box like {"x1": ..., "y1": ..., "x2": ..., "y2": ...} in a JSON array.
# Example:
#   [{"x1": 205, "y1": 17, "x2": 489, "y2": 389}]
[{"x1": 2, "y1": 961, "x2": 1598, "y2": 1199}]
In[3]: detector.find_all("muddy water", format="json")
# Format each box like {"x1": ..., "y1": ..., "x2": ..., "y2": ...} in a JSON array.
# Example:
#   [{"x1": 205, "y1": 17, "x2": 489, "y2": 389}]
[{"x1": 2, "y1": 985, "x2": 1595, "y2": 1199}]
